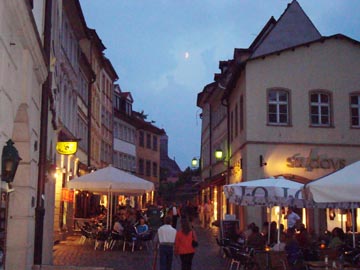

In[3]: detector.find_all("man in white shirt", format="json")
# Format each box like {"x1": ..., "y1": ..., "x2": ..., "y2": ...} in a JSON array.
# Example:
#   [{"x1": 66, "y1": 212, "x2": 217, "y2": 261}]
[
  {"x1": 285, "y1": 207, "x2": 300, "y2": 230},
  {"x1": 155, "y1": 216, "x2": 177, "y2": 270}
]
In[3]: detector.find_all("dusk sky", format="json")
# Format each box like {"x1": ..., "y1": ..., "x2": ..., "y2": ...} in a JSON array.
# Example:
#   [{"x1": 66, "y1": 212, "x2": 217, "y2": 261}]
[{"x1": 79, "y1": 0, "x2": 360, "y2": 170}]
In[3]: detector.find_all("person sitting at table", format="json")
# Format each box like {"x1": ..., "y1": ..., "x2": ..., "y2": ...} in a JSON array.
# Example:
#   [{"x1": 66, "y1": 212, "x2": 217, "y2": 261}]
[
  {"x1": 296, "y1": 223, "x2": 310, "y2": 248},
  {"x1": 247, "y1": 225, "x2": 266, "y2": 250},
  {"x1": 135, "y1": 217, "x2": 150, "y2": 250},
  {"x1": 271, "y1": 221, "x2": 279, "y2": 246},
  {"x1": 328, "y1": 227, "x2": 345, "y2": 249},
  {"x1": 244, "y1": 222, "x2": 256, "y2": 242},
  {"x1": 285, "y1": 228, "x2": 302, "y2": 269},
  {"x1": 113, "y1": 215, "x2": 125, "y2": 236},
  {"x1": 137, "y1": 217, "x2": 149, "y2": 235}
]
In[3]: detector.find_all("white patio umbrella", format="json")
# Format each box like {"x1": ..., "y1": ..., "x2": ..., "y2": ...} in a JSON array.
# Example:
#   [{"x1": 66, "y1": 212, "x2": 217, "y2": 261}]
[
  {"x1": 224, "y1": 176, "x2": 306, "y2": 243},
  {"x1": 304, "y1": 160, "x2": 360, "y2": 248},
  {"x1": 68, "y1": 165, "x2": 154, "y2": 229},
  {"x1": 224, "y1": 177, "x2": 305, "y2": 208}
]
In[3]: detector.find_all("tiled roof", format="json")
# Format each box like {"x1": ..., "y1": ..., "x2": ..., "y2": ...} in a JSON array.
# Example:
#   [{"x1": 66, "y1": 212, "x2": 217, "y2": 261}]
[{"x1": 251, "y1": 0, "x2": 321, "y2": 58}]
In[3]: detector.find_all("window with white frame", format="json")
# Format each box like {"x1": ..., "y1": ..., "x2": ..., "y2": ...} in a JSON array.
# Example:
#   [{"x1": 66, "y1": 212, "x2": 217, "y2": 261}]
[
  {"x1": 350, "y1": 93, "x2": 360, "y2": 128},
  {"x1": 268, "y1": 89, "x2": 289, "y2": 125},
  {"x1": 310, "y1": 91, "x2": 331, "y2": 126}
]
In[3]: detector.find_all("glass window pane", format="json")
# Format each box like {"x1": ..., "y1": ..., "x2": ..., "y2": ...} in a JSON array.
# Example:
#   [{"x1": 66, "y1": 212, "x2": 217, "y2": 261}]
[
  {"x1": 279, "y1": 114, "x2": 287, "y2": 123},
  {"x1": 311, "y1": 115, "x2": 319, "y2": 124},
  {"x1": 311, "y1": 106, "x2": 318, "y2": 115},
  {"x1": 321, "y1": 116, "x2": 329, "y2": 124},
  {"x1": 320, "y1": 94, "x2": 329, "y2": 103},
  {"x1": 278, "y1": 92, "x2": 288, "y2": 102},
  {"x1": 279, "y1": 105, "x2": 287, "y2": 113},
  {"x1": 269, "y1": 104, "x2": 277, "y2": 113},
  {"x1": 351, "y1": 108, "x2": 359, "y2": 115},
  {"x1": 350, "y1": 95, "x2": 359, "y2": 105},
  {"x1": 311, "y1": 94, "x2": 319, "y2": 103},
  {"x1": 269, "y1": 114, "x2": 277, "y2": 123},
  {"x1": 268, "y1": 91, "x2": 277, "y2": 101},
  {"x1": 352, "y1": 117, "x2": 359, "y2": 126},
  {"x1": 321, "y1": 106, "x2": 329, "y2": 115}
]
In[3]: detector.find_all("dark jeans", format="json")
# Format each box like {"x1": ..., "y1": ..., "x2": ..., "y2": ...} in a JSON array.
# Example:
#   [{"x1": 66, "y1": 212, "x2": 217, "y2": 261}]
[
  {"x1": 172, "y1": 215, "x2": 178, "y2": 228},
  {"x1": 180, "y1": 253, "x2": 194, "y2": 270},
  {"x1": 159, "y1": 245, "x2": 173, "y2": 270}
]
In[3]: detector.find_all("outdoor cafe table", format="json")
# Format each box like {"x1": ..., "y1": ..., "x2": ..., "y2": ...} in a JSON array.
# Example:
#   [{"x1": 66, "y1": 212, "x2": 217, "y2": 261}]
[
  {"x1": 254, "y1": 250, "x2": 288, "y2": 270},
  {"x1": 304, "y1": 260, "x2": 354, "y2": 270}
]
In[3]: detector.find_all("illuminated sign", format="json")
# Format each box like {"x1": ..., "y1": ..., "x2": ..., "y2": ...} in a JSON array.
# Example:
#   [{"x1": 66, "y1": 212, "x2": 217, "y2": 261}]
[
  {"x1": 286, "y1": 149, "x2": 345, "y2": 171},
  {"x1": 56, "y1": 141, "x2": 78, "y2": 155},
  {"x1": 61, "y1": 188, "x2": 74, "y2": 202}
]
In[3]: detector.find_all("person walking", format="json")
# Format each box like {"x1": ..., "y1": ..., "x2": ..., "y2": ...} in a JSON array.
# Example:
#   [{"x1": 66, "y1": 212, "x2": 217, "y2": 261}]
[
  {"x1": 204, "y1": 199, "x2": 213, "y2": 228},
  {"x1": 155, "y1": 216, "x2": 177, "y2": 270},
  {"x1": 174, "y1": 218, "x2": 197, "y2": 270},
  {"x1": 171, "y1": 202, "x2": 179, "y2": 229}
]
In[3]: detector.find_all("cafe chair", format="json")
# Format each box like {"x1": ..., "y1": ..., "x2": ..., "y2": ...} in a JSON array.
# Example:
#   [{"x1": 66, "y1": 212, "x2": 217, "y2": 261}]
[
  {"x1": 94, "y1": 230, "x2": 109, "y2": 250},
  {"x1": 269, "y1": 251, "x2": 289, "y2": 270},
  {"x1": 140, "y1": 229, "x2": 156, "y2": 250},
  {"x1": 79, "y1": 226, "x2": 96, "y2": 245},
  {"x1": 122, "y1": 227, "x2": 138, "y2": 252},
  {"x1": 223, "y1": 247, "x2": 241, "y2": 270},
  {"x1": 105, "y1": 231, "x2": 124, "y2": 250}
]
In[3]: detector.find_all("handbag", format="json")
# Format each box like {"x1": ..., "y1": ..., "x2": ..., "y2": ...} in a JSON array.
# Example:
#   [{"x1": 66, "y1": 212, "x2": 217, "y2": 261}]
[{"x1": 191, "y1": 230, "x2": 198, "y2": 248}]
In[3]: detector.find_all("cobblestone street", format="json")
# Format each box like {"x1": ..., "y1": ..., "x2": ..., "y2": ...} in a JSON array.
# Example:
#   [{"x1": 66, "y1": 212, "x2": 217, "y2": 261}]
[{"x1": 52, "y1": 225, "x2": 225, "y2": 270}]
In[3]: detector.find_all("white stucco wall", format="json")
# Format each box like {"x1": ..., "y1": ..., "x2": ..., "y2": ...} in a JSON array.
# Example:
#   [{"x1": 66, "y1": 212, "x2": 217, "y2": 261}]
[
  {"x1": 246, "y1": 39, "x2": 360, "y2": 144},
  {"x1": 0, "y1": 0, "x2": 47, "y2": 269}
]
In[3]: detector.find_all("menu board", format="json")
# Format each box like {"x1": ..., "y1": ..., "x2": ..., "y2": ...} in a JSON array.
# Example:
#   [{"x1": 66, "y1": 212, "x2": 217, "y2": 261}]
[{"x1": 220, "y1": 219, "x2": 240, "y2": 240}]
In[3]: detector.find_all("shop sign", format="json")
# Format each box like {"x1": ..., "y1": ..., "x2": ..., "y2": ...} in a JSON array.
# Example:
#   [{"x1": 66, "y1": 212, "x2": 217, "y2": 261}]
[
  {"x1": 56, "y1": 141, "x2": 78, "y2": 155},
  {"x1": 232, "y1": 160, "x2": 241, "y2": 177},
  {"x1": 61, "y1": 188, "x2": 74, "y2": 202},
  {"x1": 286, "y1": 149, "x2": 346, "y2": 171}
]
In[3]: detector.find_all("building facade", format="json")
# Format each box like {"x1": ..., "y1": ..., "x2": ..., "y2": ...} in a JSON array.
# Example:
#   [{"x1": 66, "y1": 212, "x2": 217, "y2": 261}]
[
  {"x1": 197, "y1": 0, "x2": 360, "y2": 234},
  {"x1": 0, "y1": 0, "x2": 47, "y2": 269},
  {"x1": 134, "y1": 111, "x2": 165, "y2": 203},
  {"x1": 113, "y1": 84, "x2": 137, "y2": 174},
  {"x1": 100, "y1": 58, "x2": 118, "y2": 168}
]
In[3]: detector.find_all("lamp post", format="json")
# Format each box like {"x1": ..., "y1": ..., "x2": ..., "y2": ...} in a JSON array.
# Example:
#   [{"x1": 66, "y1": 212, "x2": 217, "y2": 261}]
[
  {"x1": 191, "y1": 157, "x2": 200, "y2": 169},
  {"x1": 214, "y1": 148, "x2": 233, "y2": 221},
  {"x1": 1, "y1": 139, "x2": 22, "y2": 184}
]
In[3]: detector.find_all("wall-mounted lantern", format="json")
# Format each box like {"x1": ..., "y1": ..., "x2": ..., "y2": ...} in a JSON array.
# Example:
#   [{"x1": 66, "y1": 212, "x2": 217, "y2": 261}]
[
  {"x1": 215, "y1": 149, "x2": 224, "y2": 160},
  {"x1": 1, "y1": 139, "x2": 22, "y2": 183}
]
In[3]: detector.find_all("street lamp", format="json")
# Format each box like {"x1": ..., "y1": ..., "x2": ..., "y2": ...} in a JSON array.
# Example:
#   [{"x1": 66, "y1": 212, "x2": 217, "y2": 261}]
[
  {"x1": 215, "y1": 149, "x2": 224, "y2": 160},
  {"x1": 191, "y1": 157, "x2": 199, "y2": 168},
  {"x1": 1, "y1": 139, "x2": 21, "y2": 183}
]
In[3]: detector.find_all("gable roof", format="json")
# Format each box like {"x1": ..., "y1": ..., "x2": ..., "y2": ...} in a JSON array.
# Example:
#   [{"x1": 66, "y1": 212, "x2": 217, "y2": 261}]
[{"x1": 251, "y1": 0, "x2": 321, "y2": 58}]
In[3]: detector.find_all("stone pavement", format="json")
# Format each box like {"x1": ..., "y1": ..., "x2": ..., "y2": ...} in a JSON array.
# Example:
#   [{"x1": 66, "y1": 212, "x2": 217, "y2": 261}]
[{"x1": 51, "y1": 224, "x2": 226, "y2": 270}]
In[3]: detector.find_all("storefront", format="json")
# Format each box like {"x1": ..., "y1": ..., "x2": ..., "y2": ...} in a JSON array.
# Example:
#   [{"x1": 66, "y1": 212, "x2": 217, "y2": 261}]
[{"x1": 228, "y1": 144, "x2": 360, "y2": 235}]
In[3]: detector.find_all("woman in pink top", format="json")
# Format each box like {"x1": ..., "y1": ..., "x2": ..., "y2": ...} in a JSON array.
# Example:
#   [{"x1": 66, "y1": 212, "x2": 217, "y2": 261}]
[{"x1": 174, "y1": 218, "x2": 197, "y2": 270}]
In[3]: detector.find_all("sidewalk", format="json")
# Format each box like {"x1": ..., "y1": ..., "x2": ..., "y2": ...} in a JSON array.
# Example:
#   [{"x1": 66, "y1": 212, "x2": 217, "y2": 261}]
[{"x1": 51, "y1": 224, "x2": 225, "y2": 270}]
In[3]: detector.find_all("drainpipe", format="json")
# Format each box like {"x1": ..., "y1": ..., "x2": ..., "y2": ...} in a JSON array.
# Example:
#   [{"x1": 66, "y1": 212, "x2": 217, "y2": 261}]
[
  {"x1": 34, "y1": 0, "x2": 52, "y2": 265},
  {"x1": 87, "y1": 35, "x2": 96, "y2": 168}
]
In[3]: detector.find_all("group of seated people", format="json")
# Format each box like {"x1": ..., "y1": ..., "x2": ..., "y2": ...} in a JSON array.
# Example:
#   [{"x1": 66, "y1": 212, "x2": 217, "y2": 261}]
[
  {"x1": 229, "y1": 220, "x2": 352, "y2": 269},
  {"x1": 111, "y1": 207, "x2": 152, "y2": 250}
]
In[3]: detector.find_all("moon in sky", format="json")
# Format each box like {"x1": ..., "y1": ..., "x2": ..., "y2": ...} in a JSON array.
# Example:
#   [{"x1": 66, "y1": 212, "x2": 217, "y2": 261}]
[{"x1": 184, "y1": 51, "x2": 190, "y2": 59}]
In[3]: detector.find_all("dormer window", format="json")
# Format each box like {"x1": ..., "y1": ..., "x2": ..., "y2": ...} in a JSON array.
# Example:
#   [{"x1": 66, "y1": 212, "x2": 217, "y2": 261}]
[{"x1": 125, "y1": 102, "x2": 132, "y2": 116}]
